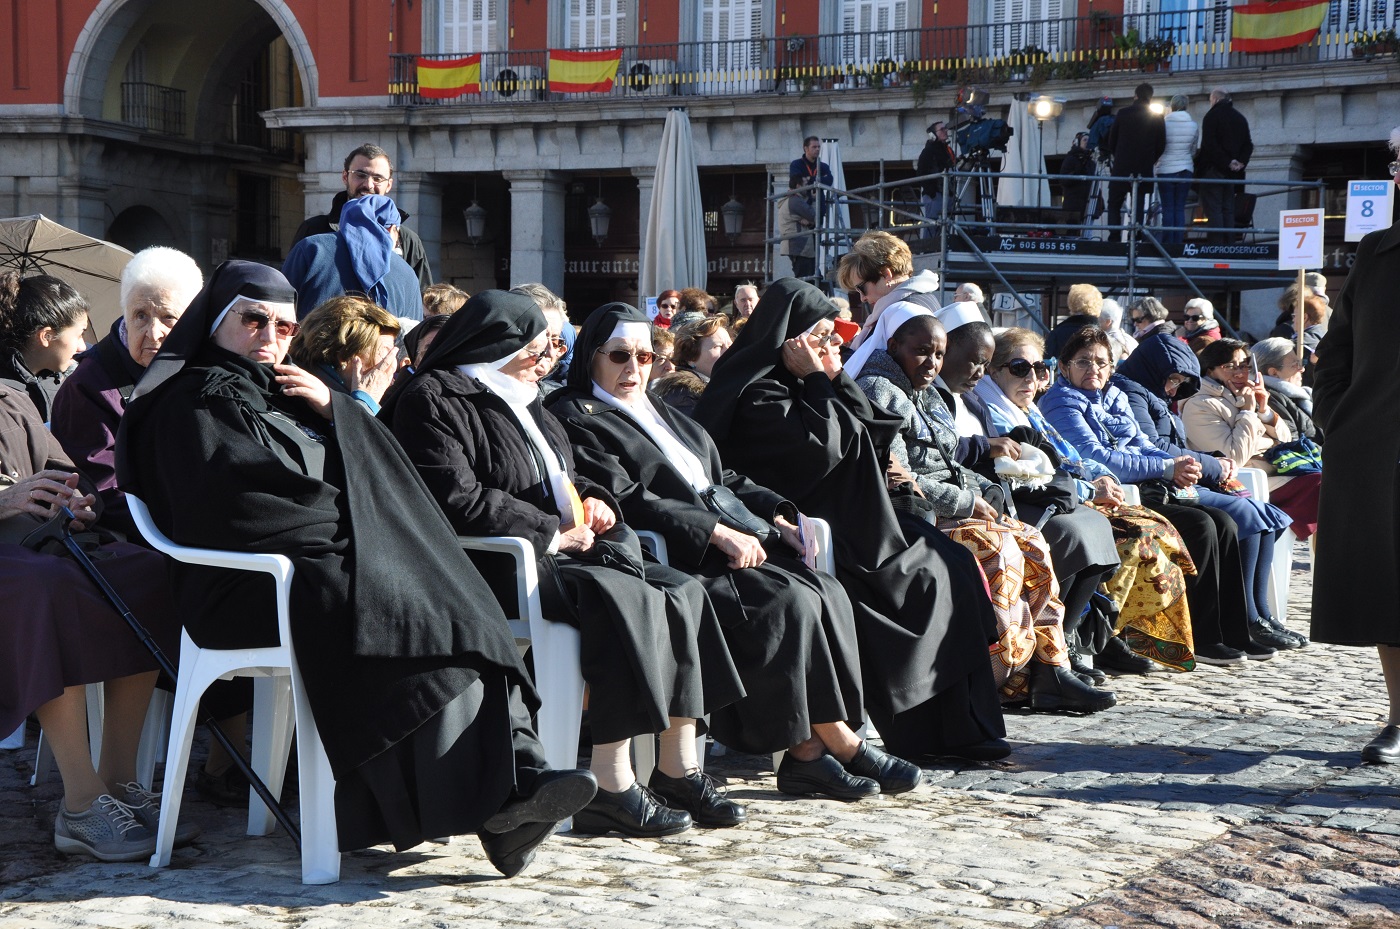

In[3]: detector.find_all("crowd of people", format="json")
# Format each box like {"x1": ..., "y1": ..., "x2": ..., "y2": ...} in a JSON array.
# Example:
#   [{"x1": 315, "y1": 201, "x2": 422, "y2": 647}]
[{"x1": 2, "y1": 145, "x2": 1394, "y2": 882}]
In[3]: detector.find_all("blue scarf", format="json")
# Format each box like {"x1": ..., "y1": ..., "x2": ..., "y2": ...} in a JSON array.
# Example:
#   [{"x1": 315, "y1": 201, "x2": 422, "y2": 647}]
[{"x1": 338, "y1": 195, "x2": 402, "y2": 309}]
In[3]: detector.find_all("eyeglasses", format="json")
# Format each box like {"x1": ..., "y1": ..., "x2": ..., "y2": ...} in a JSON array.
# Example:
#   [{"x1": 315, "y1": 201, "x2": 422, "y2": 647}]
[
  {"x1": 597, "y1": 348, "x2": 656, "y2": 365},
  {"x1": 658, "y1": 301, "x2": 679, "y2": 310},
  {"x1": 349, "y1": 168, "x2": 391, "y2": 185},
  {"x1": 238, "y1": 310, "x2": 299, "y2": 339},
  {"x1": 1069, "y1": 357, "x2": 1112, "y2": 371},
  {"x1": 1002, "y1": 359, "x2": 1049, "y2": 379},
  {"x1": 1389, "y1": 161, "x2": 1399, "y2": 177},
  {"x1": 1130, "y1": 314, "x2": 1148, "y2": 324},
  {"x1": 1183, "y1": 314, "x2": 1203, "y2": 321},
  {"x1": 1217, "y1": 360, "x2": 1252, "y2": 372}
]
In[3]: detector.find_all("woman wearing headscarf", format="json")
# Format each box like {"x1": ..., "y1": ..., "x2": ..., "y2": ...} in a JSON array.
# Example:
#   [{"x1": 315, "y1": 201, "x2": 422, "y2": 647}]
[
  {"x1": 282, "y1": 195, "x2": 424, "y2": 321},
  {"x1": 1114, "y1": 332, "x2": 1302, "y2": 651},
  {"x1": 115, "y1": 261, "x2": 595, "y2": 875},
  {"x1": 387, "y1": 291, "x2": 746, "y2": 837},
  {"x1": 693, "y1": 279, "x2": 1008, "y2": 763},
  {"x1": 848, "y1": 303, "x2": 1116, "y2": 713},
  {"x1": 548, "y1": 301, "x2": 921, "y2": 799}
]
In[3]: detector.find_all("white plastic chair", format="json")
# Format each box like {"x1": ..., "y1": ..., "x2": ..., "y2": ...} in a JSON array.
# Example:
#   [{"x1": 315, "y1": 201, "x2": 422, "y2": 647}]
[
  {"x1": 128, "y1": 495, "x2": 339, "y2": 885},
  {"x1": 1120, "y1": 483, "x2": 1142, "y2": 506}
]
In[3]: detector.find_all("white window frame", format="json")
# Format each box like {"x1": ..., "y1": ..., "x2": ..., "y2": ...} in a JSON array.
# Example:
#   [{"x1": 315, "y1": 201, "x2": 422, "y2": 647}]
[{"x1": 438, "y1": 0, "x2": 506, "y2": 55}]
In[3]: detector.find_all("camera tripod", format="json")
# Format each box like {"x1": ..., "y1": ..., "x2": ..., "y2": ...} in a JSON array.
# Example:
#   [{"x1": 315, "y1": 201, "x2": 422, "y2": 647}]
[{"x1": 954, "y1": 148, "x2": 1000, "y2": 234}]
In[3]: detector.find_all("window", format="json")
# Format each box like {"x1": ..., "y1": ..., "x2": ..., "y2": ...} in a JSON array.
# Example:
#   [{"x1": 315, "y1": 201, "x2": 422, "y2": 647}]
[
  {"x1": 567, "y1": 0, "x2": 627, "y2": 48},
  {"x1": 698, "y1": 0, "x2": 763, "y2": 69},
  {"x1": 841, "y1": 0, "x2": 909, "y2": 65},
  {"x1": 987, "y1": 0, "x2": 1067, "y2": 56},
  {"x1": 443, "y1": 0, "x2": 500, "y2": 53}
]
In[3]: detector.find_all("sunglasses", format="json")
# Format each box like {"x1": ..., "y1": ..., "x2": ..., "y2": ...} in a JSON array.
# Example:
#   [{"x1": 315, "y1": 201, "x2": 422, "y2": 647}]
[
  {"x1": 239, "y1": 310, "x2": 299, "y2": 339},
  {"x1": 1003, "y1": 359, "x2": 1050, "y2": 379},
  {"x1": 597, "y1": 348, "x2": 655, "y2": 365},
  {"x1": 1130, "y1": 314, "x2": 1148, "y2": 324},
  {"x1": 1184, "y1": 314, "x2": 1203, "y2": 321}
]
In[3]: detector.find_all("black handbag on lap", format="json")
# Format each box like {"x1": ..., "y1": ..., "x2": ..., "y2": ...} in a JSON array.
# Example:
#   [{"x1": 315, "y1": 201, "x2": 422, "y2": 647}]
[{"x1": 700, "y1": 484, "x2": 780, "y2": 547}]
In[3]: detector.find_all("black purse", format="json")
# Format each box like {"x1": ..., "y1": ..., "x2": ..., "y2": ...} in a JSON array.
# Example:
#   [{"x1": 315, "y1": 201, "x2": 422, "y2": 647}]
[{"x1": 700, "y1": 484, "x2": 780, "y2": 547}]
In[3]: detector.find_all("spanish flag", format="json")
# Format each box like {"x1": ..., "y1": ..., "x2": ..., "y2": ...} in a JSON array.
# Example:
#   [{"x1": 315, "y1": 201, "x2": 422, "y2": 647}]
[
  {"x1": 1231, "y1": 0, "x2": 1329, "y2": 53},
  {"x1": 417, "y1": 55, "x2": 482, "y2": 98},
  {"x1": 548, "y1": 49, "x2": 623, "y2": 93}
]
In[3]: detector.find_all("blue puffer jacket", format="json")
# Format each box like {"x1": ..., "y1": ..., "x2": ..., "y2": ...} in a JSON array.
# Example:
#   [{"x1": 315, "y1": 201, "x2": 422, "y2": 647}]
[
  {"x1": 1039, "y1": 378, "x2": 1176, "y2": 484},
  {"x1": 1113, "y1": 332, "x2": 1225, "y2": 484}
]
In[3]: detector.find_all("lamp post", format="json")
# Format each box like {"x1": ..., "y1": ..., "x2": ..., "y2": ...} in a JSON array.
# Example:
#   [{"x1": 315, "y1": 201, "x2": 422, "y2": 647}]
[{"x1": 1028, "y1": 94, "x2": 1065, "y2": 211}]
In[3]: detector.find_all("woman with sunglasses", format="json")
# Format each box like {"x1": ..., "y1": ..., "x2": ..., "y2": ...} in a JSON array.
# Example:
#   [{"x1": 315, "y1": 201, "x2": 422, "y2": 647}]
[
  {"x1": 653, "y1": 290, "x2": 682, "y2": 329},
  {"x1": 549, "y1": 299, "x2": 921, "y2": 800},
  {"x1": 848, "y1": 304, "x2": 1116, "y2": 713},
  {"x1": 1041, "y1": 326, "x2": 1282, "y2": 669},
  {"x1": 976, "y1": 326, "x2": 1202, "y2": 676},
  {"x1": 692, "y1": 280, "x2": 1010, "y2": 764},
  {"x1": 388, "y1": 291, "x2": 749, "y2": 838},
  {"x1": 836, "y1": 232, "x2": 942, "y2": 350},
  {"x1": 118, "y1": 263, "x2": 597, "y2": 874}
]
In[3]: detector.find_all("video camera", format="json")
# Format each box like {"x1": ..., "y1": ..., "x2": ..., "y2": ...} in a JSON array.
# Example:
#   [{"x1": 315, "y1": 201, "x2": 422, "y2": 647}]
[{"x1": 956, "y1": 118, "x2": 1014, "y2": 155}]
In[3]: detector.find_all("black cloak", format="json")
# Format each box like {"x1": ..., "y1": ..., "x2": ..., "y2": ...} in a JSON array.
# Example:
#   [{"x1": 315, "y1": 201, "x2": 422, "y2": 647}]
[
  {"x1": 116, "y1": 261, "x2": 542, "y2": 852},
  {"x1": 388, "y1": 291, "x2": 744, "y2": 744},
  {"x1": 547, "y1": 301, "x2": 864, "y2": 754},
  {"x1": 692, "y1": 279, "x2": 1005, "y2": 757}
]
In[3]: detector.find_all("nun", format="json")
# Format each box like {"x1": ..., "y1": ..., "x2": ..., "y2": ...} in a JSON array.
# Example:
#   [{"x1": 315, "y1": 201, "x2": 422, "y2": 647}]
[
  {"x1": 386, "y1": 290, "x2": 747, "y2": 837},
  {"x1": 692, "y1": 279, "x2": 1009, "y2": 763},
  {"x1": 115, "y1": 261, "x2": 595, "y2": 875},
  {"x1": 547, "y1": 302, "x2": 921, "y2": 800}
]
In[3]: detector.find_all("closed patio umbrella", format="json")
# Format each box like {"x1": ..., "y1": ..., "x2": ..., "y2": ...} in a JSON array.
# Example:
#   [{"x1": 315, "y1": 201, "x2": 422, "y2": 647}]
[
  {"x1": 817, "y1": 139, "x2": 851, "y2": 286},
  {"x1": 639, "y1": 109, "x2": 707, "y2": 300},
  {"x1": 997, "y1": 100, "x2": 1050, "y2": 212},
  {"x1": 0, "y1": 214, "x2": 133, "y2": 341}
]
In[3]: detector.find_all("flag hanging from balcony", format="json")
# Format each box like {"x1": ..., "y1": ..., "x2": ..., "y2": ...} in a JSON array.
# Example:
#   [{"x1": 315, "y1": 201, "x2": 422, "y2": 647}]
[
  {"x1": 548, "y1": 49, "x2": 623, "y2": 92},
  {"x1": 417, "y1": 55, "x2": 482, "y2": 98},
  {"x1": 1231, "y1": 0, "x2": 1329, "y2": 52}
]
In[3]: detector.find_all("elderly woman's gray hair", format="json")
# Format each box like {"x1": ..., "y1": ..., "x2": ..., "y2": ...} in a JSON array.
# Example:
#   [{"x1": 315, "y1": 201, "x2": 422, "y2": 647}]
[
  {"x1": 120, "y1": 246, "x2": 203, "y2": 316},
  {"x1": 1251, "y1": 337, "x2": 1299, "y2": 375},
  {"x1": 1390, "y1": 126, "x2": 1400, "y2": 153},
  {"x1": 1133, "y1": 295, "x2": 1170, "y2": 322},
  {"x1": 1184, "y1": 297, "x2": 1215, "y2": 320},
  {"x1": 954, "y1": 282, "x2": 985, "y2": 304},
  {"x1": 1098, "y1": 298, "x2": 1123, "y2": 328},
  {"x1": 1170, "y1": 94, "x2": 1189, "y2": 112},
  {"x1": 511, "y1": 282, "x2": 566, "y2": 317}
]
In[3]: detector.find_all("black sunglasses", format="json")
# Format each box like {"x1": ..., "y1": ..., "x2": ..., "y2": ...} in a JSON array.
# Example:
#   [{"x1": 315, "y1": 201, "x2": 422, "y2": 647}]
[
  {"x1": 238, "y1": 309, "x2": 299, "y2": 339},
  {"x1": 1003, "y1": 359, "x2": 1049, "y2": 379},
  {"x1": 597, "y1": 348, "x2": 655, "y2": 365}
]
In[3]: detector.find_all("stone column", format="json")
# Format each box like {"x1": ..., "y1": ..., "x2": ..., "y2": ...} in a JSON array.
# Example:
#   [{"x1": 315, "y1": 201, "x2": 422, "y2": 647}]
[
  {"x1": 393, "y1": 174, "x2": 444, "y2": 283},
  {"x1": 57, "y1": 138, "x2": 107, "y2": 237},
  {"x1": 504, "y1": 169, "x2": 566, "y2": 294},
  {"x1": 632, "y1": 165, "x2": 656, "y2": 295},
  {"x1": 767, "y1": 163, "x2": 792, "y2": 280},
  {"x1": 1246, "y1": 144, "x2": 1307, "y2": 224}
]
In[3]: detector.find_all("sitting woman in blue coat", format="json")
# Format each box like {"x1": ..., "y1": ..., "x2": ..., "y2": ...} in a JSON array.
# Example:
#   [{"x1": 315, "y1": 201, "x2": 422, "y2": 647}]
[{"x1": 1113, "y1": 332, "x2": 1302, "y2": 652}]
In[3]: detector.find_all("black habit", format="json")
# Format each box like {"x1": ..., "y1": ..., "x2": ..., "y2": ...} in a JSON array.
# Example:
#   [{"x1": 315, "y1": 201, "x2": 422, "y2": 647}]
[
  {"x1": 693, "y1": 279, "x2": 1005, "y2": 758},
  {"x1": 116, "y1": 261, "x2": 546, "y2": 853},
  {"x1": 387, "y1": 291, "x2": 744, "y2": 745},
  {"x1": 547, "y1": 302, "x2": 864, "y2": 754}
]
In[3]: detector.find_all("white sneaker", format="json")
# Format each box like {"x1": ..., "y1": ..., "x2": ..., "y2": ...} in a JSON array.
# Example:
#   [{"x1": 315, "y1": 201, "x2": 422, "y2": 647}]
[
  {"x1": 118, "y1": 782, "x2": 201, "y2": 847},
  {"x1": 54, "y1": 794, "x2": 156, "y2": 862}
]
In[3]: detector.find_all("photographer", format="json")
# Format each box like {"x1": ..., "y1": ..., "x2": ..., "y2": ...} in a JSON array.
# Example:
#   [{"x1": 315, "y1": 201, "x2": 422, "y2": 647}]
[{"x1": 917, "y1": 121, "x2": 956, "y2": 239}]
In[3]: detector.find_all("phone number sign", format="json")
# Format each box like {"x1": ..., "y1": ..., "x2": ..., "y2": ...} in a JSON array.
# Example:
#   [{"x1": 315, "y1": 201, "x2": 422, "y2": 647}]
[{"x1": 1278, "y1": 209, "x2": 1324, "y2": 270}]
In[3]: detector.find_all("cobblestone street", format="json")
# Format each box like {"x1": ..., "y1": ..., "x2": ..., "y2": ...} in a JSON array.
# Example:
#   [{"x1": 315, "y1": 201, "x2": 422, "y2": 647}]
[{"x1": 2, "y1": 544, "x2": 1397, "y2": 928}]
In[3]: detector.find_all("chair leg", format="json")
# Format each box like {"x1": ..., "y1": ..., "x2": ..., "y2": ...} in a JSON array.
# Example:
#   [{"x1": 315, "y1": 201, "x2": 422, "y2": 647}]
[
  {"x1": 248, "y1": 676, "x2": 295, "y2": 837},
  {"x1": 85, "y1": 683, "x2": 104, "y2": 770},
  {"x1": 135, "y1": 690, "x2": 172, "y2": 791},
  {"x1": 290, "y1": 679, "x2": 339, "y2": 884},
  {"x1": 150, "y1": 674, "x2": 207, "y2": 869},
  {"x1": 632, "y1": 735, "x2": 657, "y2": 785},
  {"x1": 30, "y1": 729, "x2": 55, "y2": 786}
]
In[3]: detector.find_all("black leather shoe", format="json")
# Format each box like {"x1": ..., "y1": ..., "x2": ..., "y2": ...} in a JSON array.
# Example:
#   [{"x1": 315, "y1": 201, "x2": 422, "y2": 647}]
[
  {"x1": 1194, "y1": 643, "x2": 1248, "y2": 666},
  {"x1": 482, "y1": 768, "x2": 598, "y2": 834},
  {"x1": 1247, "y1": 618, "x2": 1296, "y2": 652},
  {"x1": 1362, "y1": 725, "x2": 1400, "y2": 764},
  {"x1": 649, "y1": 769, "x2": 746, "y2": 827},
  {"x1": 1029, "y1": 662, "x2": 1117, "y2": 713},
  {"x1": 930, "y1": 738, "x2": 1012, "y2": 762},
  {"x1": 1097, "y1": 636, "x2": 1154, "y2": 674},
  {"x1": 776, "y1": 753, "x2": 880, "y2": 801},
  {"x1": 843, "y1": 741, "x2": 922, "y2": 795},
  {"x1": 1068, "y1": 649, "x2": 1107, "y2": 686},
  {"x1": 1238, "y1": 639, "x2": 1278, "y2": 661},
  {"x1": 1259, "y1": 615, "x2": 1308, "y2": 648},
  {"x1": 572, "y1": 783, "x2": 692, "y2": 837},
  {"x1": 480, "y1": 820, "x2": 557, "y2": 878}
]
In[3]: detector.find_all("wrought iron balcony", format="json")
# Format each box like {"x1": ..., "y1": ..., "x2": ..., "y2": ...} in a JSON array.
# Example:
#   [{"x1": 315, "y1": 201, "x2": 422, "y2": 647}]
[
  {"x1": 389, "y1": 8, "x2": 1397, "y2": 105},
  {"x1": 121, "y1": 82, "x2": 186, "y2": 135}
]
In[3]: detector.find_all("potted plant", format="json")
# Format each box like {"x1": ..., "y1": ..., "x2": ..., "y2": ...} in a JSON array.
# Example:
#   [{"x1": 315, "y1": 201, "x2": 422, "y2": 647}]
[
  {"x1": 1352, "y1": 28, "x2": 1398, "y2": 59},
  {"x1": 1113, "y1": 27, "x2": 1141, "y2": 69},
  {"x1": 1139, "y1": 36, "x2": 1175, "y2": 71}
]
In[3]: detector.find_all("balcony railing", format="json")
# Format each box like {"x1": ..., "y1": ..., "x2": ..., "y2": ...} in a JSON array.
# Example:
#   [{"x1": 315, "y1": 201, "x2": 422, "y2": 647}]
[
  {"x1": 121, "y1": 82, "x2": 186, "y2": 135},
  {"x1": 389, "y1": 9, "x2": 1398, "y2": 105}
]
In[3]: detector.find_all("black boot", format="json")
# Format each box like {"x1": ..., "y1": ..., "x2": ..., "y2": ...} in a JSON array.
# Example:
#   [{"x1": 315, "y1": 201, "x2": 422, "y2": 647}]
[
  {"x1": 1028, "y1": 662, "x2": 1117, "y2": 713},
  {"x1": 1096, "y1": 636, "x2": 1154, "y2": 674},
  {"x1": 1068, "y1": 648, "x2": 1107, "y2": 685}
]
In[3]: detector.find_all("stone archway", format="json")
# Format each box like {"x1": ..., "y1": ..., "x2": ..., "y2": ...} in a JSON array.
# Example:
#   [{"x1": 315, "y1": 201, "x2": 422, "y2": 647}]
[
  {"x1": 106, "y1": 205, "x2": 181, "y2": 252},
  {"x1": 63, "y1": 0, "x2": 319, "y2": 119}
]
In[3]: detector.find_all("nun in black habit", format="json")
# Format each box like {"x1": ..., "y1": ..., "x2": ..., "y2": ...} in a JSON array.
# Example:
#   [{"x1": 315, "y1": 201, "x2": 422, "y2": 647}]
[
  {"x1": 547, "y1": 302, "x2": 921, "y2": 801},
  {"x1": 692, "y1": 279, "x2": 1008, "y2": 763},
  {"x1": 386, "y1": 290, "x2": 747, "y2": 837},
  {"x1": 114, "y1": 261, "x2": 596, "y2": 874}
]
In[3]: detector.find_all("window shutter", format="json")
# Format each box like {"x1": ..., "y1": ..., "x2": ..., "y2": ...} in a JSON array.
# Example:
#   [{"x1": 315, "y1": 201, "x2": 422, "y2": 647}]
[{"x1": 442, "y1": 0, "x2": 498, "y2": 53}]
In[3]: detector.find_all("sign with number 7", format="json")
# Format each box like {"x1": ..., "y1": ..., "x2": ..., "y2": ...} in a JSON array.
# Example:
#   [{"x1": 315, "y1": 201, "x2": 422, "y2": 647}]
[{"x1": 1277, "y1": 209, "x2": 1324, "y2": 270}]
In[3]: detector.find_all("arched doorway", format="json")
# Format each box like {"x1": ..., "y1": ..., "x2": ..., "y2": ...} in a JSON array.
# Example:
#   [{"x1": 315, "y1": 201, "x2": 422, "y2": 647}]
[{"x1": 106, "y1": 205, "x2": 180, "y2": 252}]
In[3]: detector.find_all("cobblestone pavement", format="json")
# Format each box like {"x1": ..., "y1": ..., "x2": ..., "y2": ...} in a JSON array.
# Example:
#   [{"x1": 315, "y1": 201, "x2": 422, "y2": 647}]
[{"x1": 2, "y1": 544, "x2": 1397, "y2": 928}]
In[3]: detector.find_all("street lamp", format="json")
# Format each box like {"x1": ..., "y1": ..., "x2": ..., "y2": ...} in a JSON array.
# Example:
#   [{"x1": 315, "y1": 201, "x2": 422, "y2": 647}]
[
  {"x1": 588, "y1": 178, "x2": 612, "y2": 246},
  {"x1": 463, "y1": 178, "x2": 487, "y2": 246},
  {"x1": 721, "y1": 176, "x2": 744, "y2": 243},
  {"x1": 1027, "y1": 96, "x2": 1065, "y2": 212}
]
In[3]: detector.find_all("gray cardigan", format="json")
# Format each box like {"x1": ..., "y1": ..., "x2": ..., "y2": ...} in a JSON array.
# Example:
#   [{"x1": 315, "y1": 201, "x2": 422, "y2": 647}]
[{"x1": 855, "y1": 349, "x2": 993, "y2": 519}]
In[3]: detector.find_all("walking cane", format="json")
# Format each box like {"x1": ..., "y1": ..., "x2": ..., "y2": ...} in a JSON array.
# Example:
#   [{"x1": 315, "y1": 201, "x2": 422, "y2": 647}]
[{"x1": 31, "y1": 509, "x2": 303, "y2": 851}]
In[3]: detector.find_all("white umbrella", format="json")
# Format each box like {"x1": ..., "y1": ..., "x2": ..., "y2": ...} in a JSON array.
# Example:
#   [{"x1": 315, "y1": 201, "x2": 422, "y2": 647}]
[
  {"x1": 0, "y1": 214, "x2": 133, "y2": 341},
  {"x1": 817, "y1": 139, "x2": 851, "y2": 284},
  {"x1": 997, "y1": 101, "x2": 1050, "y2": 211},
  {"x1": 639, "y1": 109, "x2": 707, "y2": 301}
]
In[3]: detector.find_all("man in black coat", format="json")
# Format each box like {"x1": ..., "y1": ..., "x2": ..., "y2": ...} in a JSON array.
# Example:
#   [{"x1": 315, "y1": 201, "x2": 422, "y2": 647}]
[
  {"x1": 292, "y1": 142, "x2": 434, "y2": 288},
  {"x1": 1105, "y1": 83, "x2": 1166, "y2": 240},
  {"x1": 1198, "y1": 88, "x2": 1253, "y2": 244},
  {"x1": 917, "y1": 121, "x2": 956, "y2": 239}
]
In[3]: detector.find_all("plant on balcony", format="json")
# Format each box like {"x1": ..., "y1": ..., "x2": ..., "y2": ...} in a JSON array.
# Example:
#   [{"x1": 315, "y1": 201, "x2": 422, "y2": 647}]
[
  {"x1": 908, "y1": 65, "x2": 962, "y2": 107},
  {"x1": 1138, "y1": 36, "x2": 1175, "y2": 71},
  {"x1": 778, "y1": 64, "x2": 817, "y2": 96},
  {"x1": 993, "y1": 43, "x2": 1051, "y2": 83},
  {"x1": 1054, "y1": 56, "x2": 1098, "y2": 80},
  {"x1": 1352, "y1": 28, "x2": 1398, "y2": 60}
]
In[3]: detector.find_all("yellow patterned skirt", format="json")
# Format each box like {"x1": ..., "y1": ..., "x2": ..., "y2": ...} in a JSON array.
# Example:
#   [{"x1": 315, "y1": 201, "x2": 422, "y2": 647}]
[{"x1": 1090, "y1": 502, "x2": 1197, "y2": 671}]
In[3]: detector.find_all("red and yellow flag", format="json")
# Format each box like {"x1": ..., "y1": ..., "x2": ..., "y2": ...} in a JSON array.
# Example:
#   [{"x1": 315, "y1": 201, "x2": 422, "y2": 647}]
[
  {"x1": 417, "y1": 55, "x2": 482, "y2": 98},
  {"x1": 548, "y1": 49, "x2": 623, "y2": 92},
  {"x1": 1231, "y1": 0, "x2": 1329, "y2": 53}
]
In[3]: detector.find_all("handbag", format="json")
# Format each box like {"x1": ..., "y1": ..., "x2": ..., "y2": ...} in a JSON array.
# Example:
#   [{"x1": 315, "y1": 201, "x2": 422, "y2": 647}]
[
  {"x1": 1262, "y1": 436, "x2": 1323, "y2": 475},
  {"x1": 699, "y1": 484, "x2": 780, "y2": 547}
]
